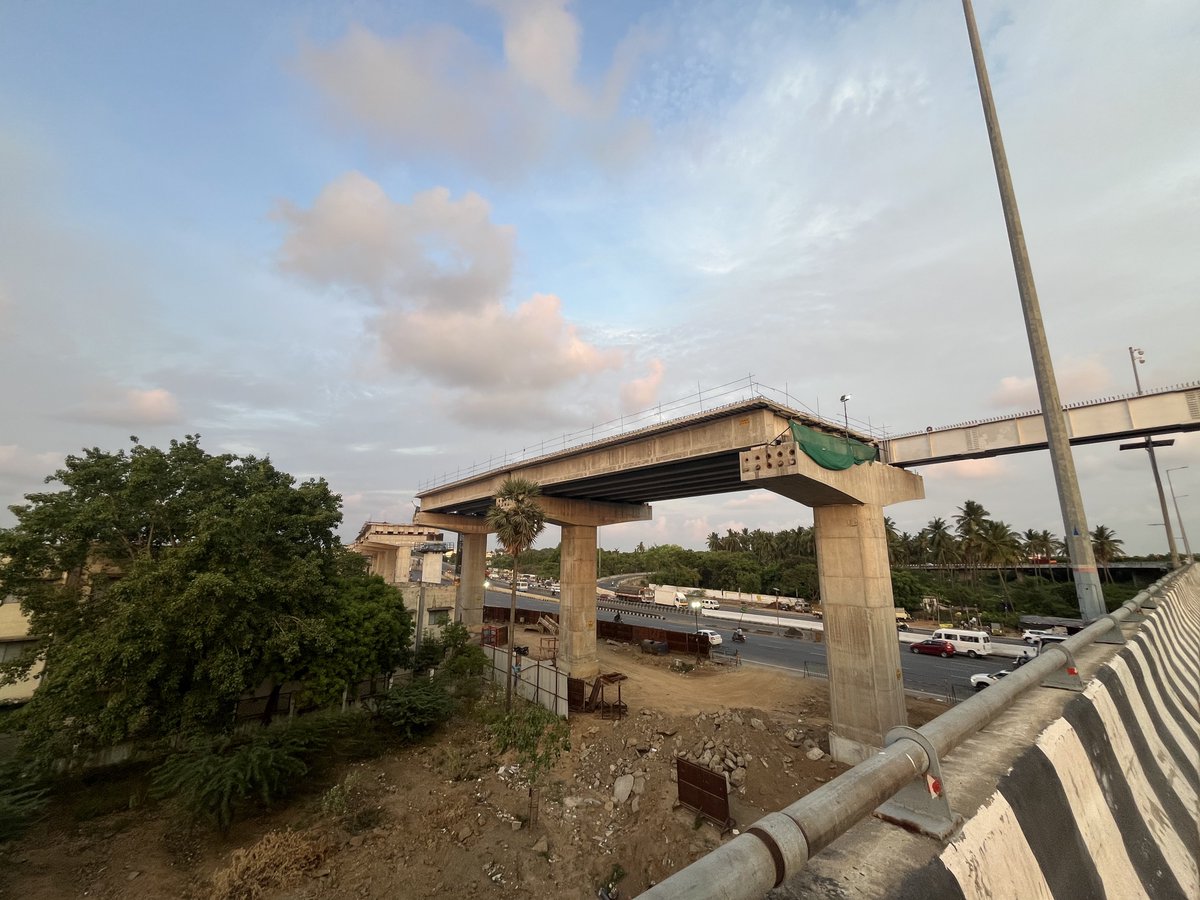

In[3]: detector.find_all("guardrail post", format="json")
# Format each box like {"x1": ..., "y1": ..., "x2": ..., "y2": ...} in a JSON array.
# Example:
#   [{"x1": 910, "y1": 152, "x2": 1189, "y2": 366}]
[
  {"x1": 1093, "y1": 614, "x2": 1127, "y2": 645},
  {"x1": 874, "y1": 726, "x2": 961, "y2": 840},
  {"x1": 1040, "y1": 647, "x2": 1085, "y2": 692}
]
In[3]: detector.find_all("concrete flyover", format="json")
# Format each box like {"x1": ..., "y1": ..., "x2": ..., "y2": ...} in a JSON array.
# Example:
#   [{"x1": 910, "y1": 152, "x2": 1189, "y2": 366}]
[
  {"x1": 416, "y1": 397, "x2": 924, "y2": 764},
  {"x1": 881, "y1": 381, "x2": 1200, "y2": 466}
]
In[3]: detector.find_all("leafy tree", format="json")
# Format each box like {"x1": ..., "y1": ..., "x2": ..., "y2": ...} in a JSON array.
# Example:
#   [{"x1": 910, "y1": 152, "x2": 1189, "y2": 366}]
[
  {"x1": 486, "y1": 477, "x2": 546, "y2": 710},
  {"x1": 978, "y1": 520, "x2": 1022, "y2": 605},
  {"x1": 954, "y1": 500, "x2": 990, "y2": 578},
  {"x1": 0, "y1": 436, "x2": 410, "y2": 765}
]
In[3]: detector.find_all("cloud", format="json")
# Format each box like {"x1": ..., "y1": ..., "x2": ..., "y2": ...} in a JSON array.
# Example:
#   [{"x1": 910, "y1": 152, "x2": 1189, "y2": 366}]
[
  {"x1": 70, "y1": 388, "x2": 183, "y2": 427},
  {"x1": 988, "y1": 358, "x2": 1115, "y2": 409},
  {"x1": 620, "y1": 359, "x2": 664, "y2": 412},
  {"x1": 922, "y1": 458, "x2": 1010, "y2": 482},
  {"x1": 277, "y1": 174, "x2": 634, "y2": 423},
  {"x1": 294, "y1": 4, "x2": 651, "y2": 178},
  {"x1": 276, "y1": 173, "x2": 513, "y2": 309}
]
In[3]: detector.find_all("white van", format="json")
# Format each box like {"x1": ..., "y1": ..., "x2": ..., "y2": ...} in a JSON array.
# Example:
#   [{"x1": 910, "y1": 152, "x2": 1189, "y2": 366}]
[
  {"x1": 701, "y1": 598, "x2": 721, "y2": 610},
  {"x1": 931, "y1": 628, "x2": 993, "y2": 658}
]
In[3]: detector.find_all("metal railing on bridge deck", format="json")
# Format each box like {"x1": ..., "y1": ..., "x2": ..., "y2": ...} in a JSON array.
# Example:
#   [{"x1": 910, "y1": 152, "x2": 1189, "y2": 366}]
[
  {"x1": 415, "y1": 375, "x2": 890, "y2": 493},
  {"x1": 639, "y1": 565, "x2": 1192, "y2": 898}
]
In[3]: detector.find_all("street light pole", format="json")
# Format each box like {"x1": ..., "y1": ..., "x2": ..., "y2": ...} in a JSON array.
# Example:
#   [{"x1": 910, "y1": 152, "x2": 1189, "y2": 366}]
[
  {"x1": 1128, "y1": 347, "x2": 1180, "y2": 568},
  {"x1": 839, "y1": 394, "x2": 852, "y2": 450},
  {"x1": 961, "y1": 0, "x2": 1105, "y2": 620},
  {"x1": 1166, "y1": 467, "x2": 1193, "y2": 562},
  {"x1": 690, "y1": 599, "x2": 702, "y2": 663}
]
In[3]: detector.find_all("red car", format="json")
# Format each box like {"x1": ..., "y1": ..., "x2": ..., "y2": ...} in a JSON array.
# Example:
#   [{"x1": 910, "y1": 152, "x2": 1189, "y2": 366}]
[{"x1": 909, "y1": 639, "x2": 956, "y2": 658}]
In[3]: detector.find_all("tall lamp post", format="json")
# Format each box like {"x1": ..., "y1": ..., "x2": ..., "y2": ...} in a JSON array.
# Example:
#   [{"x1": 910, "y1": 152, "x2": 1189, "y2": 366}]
[
  {"x1": 1166, "y1": 467, "x2": 1193, "y2": 562},
  {"x1": 689, "y1": 599, "x2": 702, "y2": 663},
  {"x1": 961, "y1": 0, "x2": 1105, "y2": 620},
  {"x1": 1124, "y1": 347, "x2": 1180, "y2": 567},
  {"x1": 839, "y1": 394, "x2": 852, "y2": 449}
]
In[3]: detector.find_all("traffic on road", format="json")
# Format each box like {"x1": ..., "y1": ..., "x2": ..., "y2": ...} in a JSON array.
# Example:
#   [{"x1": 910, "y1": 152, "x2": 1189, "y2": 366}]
[{"x1": 482, "y1": 583, "x2": 1010, "y2": 698}]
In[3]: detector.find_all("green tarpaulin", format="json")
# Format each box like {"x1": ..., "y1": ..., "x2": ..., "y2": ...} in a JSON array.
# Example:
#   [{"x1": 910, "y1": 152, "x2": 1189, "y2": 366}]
[{"x1": 789, "y1": 421, "x2": 878, "y2": 471}]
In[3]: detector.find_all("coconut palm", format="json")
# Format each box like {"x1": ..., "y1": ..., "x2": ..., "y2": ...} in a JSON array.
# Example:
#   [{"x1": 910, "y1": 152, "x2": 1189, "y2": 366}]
[
  {"x1": 486, "y1": 477, "x2": 546, "y2": 709},
  {"x1": 954, "y1": 500, "x2": 991, "y2": 580},
  {"x1": 921, "y1": 517, "x2": 959, "y2": 569},
  {"x1": 980, "y1": 519, "x2": 1022, "y2": 604},
  {"x1": 1090, "y1": 525, "x2": 1125, "y2": 583}
]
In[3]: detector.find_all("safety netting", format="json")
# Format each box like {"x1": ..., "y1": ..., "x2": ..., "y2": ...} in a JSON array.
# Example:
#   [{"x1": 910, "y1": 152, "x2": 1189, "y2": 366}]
[{"x1": 789, "y1": 422, "x2": 878, "y2": 470}]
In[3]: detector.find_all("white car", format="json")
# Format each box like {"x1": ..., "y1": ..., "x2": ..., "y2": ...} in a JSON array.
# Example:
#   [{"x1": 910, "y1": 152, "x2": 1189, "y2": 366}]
[
  {"x1": 970, "y1": 670, "x2": 1011, "y2": 691},
  {"x1": 695, "y1": 628, "x2": 723, "y2": 647},
  {"x1": 1022, "y1": 629, "x2": 1053, "y2": 644}
]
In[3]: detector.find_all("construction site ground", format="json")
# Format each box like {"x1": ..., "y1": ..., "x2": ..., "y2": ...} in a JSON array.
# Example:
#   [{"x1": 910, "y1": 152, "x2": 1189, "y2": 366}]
[{"x1": 0, "y1": 641, "x2": 949, "y2": 900}]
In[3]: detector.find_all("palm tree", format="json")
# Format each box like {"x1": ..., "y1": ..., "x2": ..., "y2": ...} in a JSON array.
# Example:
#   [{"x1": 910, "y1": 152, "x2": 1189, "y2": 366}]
[
  {"x1": 980, "y1": 519, "x2": 1022, "y2": 605},
  {"x1": 921, "y1": 517, "x2": 958, "y2": 569},
  {"x1": 1090, "y1": 525, "x2": 1125, "y2": 583},
  {"x1": 954, "y1": 500, "x2": 991, "y2": 580},
  {"x1": 486, "y1": 477, "x2": 546, "y2": 709}
]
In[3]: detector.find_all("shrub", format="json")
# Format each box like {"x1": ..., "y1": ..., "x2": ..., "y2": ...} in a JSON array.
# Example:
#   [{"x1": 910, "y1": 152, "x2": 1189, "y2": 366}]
[
  {"x1": 375, "y1": 677, "x2": 454, "y2": 742},
  {"x1": 0, "y1": 762, "x2": 47, "y2": 843},
  {"x1": 151, "y1": 715, "x2": 347, "y2": 832}
]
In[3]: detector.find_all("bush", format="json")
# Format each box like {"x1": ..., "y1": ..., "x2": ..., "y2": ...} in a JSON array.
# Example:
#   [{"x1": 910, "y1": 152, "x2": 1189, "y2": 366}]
[
  {"x1": 375, "y1": 677, "x2": 454, "y2": 742},
  {"x1": 151, "y1": 715, "x2": 348, "y2": 832},
  {"x1": 0, "y1": 762, "x2": 47, "y2": 843}
]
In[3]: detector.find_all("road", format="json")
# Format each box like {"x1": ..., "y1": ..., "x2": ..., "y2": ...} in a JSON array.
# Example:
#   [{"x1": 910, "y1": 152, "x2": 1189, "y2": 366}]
[{"x1": 484, "y1": 585, "x2": 1007, "y2": 698}]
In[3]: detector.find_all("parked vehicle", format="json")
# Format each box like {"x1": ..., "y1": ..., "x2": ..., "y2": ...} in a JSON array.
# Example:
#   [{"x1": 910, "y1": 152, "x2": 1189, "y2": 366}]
[
  {"x1": 695, "y1": 628, "x2": 723, "y2": 647},
  {"x1": 930, "y1": 628, "x2": 993, "y2": 658},
  {"x1": 910, "y1": 638, "x2": 956, "y2": 658},
  {"x1": 970, "y1": 670, "x2": 1011, "y2": 691}
]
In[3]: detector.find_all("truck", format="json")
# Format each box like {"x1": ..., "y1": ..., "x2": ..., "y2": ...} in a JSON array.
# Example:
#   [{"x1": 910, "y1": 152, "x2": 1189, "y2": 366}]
[
  {"x1": 615, "y1": 586, "x2": 654, "y2": 604},
  {"x1": 895, "y1": 607, "x2": 912, "y2": 630}
]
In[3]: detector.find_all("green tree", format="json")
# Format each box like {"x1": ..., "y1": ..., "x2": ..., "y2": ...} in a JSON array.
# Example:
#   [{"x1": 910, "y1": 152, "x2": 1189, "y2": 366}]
[
  {"x1": 0, "y1": 436, "x2": 409, "y2": 766},
  {"x1": 1090, "y1": 525, "x2": 1125, "y2": 582},
  {"x1": 978, "y1": 519, "x2": 1022, "y2": 605},
  {"x1": 485, "y1": 477, "x2": 546, "y2": 710},
  {"x1": 954, "y1": 500, "x2": 991, "y2": 580},
  {"x1": 921, "y1": 517, "x2": 958, "y2": 568}
]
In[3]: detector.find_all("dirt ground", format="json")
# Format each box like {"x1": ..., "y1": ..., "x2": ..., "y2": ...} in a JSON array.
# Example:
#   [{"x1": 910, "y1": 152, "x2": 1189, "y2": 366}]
[{"x1": 0, "y1": 643, "x2": 950, "y2": 900}]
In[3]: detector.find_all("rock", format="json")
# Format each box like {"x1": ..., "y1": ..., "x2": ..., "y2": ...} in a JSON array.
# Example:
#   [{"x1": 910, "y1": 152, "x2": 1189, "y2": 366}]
[
  {"x1": 458, "y1": 826, "x2": 473, "y2": 841},
  {"x1": 656, "y1": 727, "x2": 678, "y2": 737},
  {"x1": 349, "y1": 835, "x2": 365, "y2": 848},
  {"x1": 784, "y1": 728, "x2": 800, "y2": 742},
  {"x1": 806, "y1": 747, "x2": 824, "y2": 761},
  {"x1": 631, "y1": 796, "x2": 640, "y2": 813},
  {"x1": 633, "y1": 776, "x2": 646, "y2": 795},
  {"x1": 750, "y1": 718, "x2": 766, "y2": 731},
  {"x1": 614, "y1": 773, "x2": 635, "y2": 803},
  {"x1": 533, "y1": 836, "x2": 549, "y2": 854},
  {"x1": 127, "y1": 872, "x2": 141, "y2": 882},
  {"x1": 511, "y1": 820, "x2": 523, "y2": 832},
  {"x1": 730, "y1": 767, "x2": 747, "y2": 787}
]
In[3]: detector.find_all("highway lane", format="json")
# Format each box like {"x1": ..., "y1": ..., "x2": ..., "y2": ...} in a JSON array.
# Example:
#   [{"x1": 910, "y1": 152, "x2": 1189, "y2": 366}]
[{"x1": 484, "y1": 588, "x2": 1004, "y2": 698}]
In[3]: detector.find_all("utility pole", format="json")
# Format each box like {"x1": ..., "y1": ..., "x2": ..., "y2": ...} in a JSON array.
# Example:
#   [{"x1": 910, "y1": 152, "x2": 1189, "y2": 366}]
[
  {"x1": 961, "y1": 0, "x2": 1105, "y2": 620},
  {"x1": 1166, "y1": 467, "x2": 1193, "y2": 562},
  {"x1": 1127, "y1": 347, "x2": 1180, "y2": 567}
]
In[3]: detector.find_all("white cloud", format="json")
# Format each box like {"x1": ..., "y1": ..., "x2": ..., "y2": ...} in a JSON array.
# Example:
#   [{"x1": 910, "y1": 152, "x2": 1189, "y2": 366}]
[
  {"x1": 71, "y1": 388, "x2": 183, "y2": 427},
  {"x1": 988, "y1": 358, "x2": 1115, "y2": 410},
  {"x1": 620, "y1": 359, "x2": 664, "y2": 412},
  {"x1": 295, "y1": 3, "x2": 651, "y2": 179},
  {"x1": 277, "y1": 174, "x2": 639, "y2": 424}
]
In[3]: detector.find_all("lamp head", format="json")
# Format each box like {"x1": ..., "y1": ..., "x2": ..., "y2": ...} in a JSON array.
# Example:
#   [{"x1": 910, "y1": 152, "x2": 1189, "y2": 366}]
[{"x1": 839, "y1": 393, "x2": 852, "y2": 403}]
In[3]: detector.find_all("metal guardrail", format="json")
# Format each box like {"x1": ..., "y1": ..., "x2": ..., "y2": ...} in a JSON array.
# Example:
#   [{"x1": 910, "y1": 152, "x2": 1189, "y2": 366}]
[{"x1": 639, "y1": 566, "x2": 1189, "y2": 898}]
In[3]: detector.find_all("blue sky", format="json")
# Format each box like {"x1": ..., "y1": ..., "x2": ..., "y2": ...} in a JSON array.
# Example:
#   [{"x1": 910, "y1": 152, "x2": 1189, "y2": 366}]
[{"x1": 1, "y1": 0, "x2": 1197, "y2": 556}]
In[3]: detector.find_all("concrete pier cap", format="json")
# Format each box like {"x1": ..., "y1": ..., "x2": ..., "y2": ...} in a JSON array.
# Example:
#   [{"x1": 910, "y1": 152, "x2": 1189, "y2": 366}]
[{"x1": 742, "y1": 442, "x2": 925, "y2": 764}]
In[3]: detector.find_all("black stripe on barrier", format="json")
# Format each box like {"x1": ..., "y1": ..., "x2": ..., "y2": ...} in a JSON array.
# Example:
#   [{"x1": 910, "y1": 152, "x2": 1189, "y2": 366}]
[
  {"x1": 997, "y1": 742, "x2": 1105, "y2": 900},
  {"x1": 1127, "y1": 632, "x2": 1198, "y2": 748},
  {"x1": 1094, "y1": 666, "x2": 1196, "y2": 839},
  {"x1": 1116, "y1": 649, "x2": 1199, "y2": 794},
  {"x1": 892, "y1": 857, "x2": 965, "y2": 899},
  {"x1": 1139, "y1": 618, "x2": 1197, "y2": 709},
  {"x1": 1143, "y1": 618, "x2": 1200, "y2": 721},
  {"x1": 1061, "y1": 695, "x2": 1187, "y2": 899}
]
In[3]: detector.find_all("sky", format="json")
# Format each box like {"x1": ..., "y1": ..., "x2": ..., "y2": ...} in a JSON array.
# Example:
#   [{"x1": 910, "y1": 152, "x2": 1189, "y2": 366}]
[{"x1": 0, "y1": 0, "x2": 1197, "y2": 557}]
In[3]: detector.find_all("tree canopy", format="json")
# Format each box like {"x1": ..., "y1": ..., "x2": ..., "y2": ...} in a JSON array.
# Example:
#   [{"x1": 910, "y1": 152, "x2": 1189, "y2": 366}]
[{"x1": 0, "y1": 435, "x2": 412, "y2": 764}]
